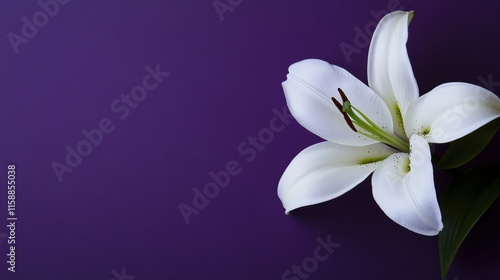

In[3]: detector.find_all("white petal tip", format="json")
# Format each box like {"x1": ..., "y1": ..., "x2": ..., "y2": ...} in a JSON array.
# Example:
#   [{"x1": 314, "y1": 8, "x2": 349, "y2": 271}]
[
  {"x1": 408, "y1": 11, "x2": 415, "y2": 24},
  {"x1": 419, "y1": 224, "x2": 443, "y2": 236}
]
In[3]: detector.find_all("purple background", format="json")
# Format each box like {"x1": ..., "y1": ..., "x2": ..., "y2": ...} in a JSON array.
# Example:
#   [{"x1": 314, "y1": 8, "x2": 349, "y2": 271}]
[{"x1": 1, "y1": 0, "x2": 500, "y2": 279}]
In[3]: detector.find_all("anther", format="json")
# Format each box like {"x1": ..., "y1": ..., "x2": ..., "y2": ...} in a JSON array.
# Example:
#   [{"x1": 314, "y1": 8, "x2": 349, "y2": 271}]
[
  {"x1": 338, "y1": 88, "x2": 349, "y2": 103},
  {"x1": 331, "y1": 96, "x2": 357, "y2": 132}
]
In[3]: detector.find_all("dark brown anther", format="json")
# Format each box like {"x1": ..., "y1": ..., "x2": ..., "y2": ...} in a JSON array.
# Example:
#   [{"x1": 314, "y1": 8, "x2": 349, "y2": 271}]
[
  {"x1": 331, "y1": 97, "x2": 357, "y2": 132},
  {"x1": 337, "y1": 88, "x2": 349, "y2": 102},
  {"x1": 331, "y1": 97, "x2": 343, "y2": 112}
]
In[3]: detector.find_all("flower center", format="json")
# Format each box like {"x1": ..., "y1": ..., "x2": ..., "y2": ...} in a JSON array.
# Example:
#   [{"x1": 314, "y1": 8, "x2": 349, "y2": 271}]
[{"x1": 332, "y1": 88, "x2": 410, "y2": 153}]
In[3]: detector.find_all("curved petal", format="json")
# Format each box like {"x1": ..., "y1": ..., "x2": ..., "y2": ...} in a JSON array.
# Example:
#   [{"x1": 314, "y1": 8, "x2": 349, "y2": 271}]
[
  {"x1": 371, "y1": 135, "x2": 443, "y2": 236},
  {"x1": 367, "y1": 11, "x2": 419, "y2": 139},
  {"x1": 278, "y1": 141, "x2": 397, "y2": 213},
  {"x1": 404, "y1": 82, "x2": 500, "y2": 143},
  {"x1": 282, "y1": 59, "x2": 394, "y2": 146}
]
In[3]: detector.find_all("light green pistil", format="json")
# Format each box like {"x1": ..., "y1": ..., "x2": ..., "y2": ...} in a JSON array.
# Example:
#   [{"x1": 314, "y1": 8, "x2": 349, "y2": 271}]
[{"x1": 332, "y1": 88, "x2": 410, "y2": 153}]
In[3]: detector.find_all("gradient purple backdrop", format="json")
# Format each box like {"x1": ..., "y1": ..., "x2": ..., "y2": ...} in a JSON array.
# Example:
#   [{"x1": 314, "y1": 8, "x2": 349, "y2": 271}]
[{"x1": 1, "y1": 0, "x2": 499, "y2": 279}]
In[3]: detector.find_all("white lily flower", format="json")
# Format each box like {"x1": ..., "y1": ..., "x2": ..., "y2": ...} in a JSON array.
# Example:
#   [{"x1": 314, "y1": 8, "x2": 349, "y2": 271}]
[{"x1": 278, "y1": 11, "x2": 500, "y2": 236}]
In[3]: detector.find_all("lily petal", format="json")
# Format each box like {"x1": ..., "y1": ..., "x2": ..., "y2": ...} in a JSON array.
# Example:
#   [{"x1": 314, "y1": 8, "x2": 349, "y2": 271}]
[
  {"x1": 367, "y1": 11, "x2": 419, "y2": 139},
  {"x1": 404, "y1": 82, "x2": 500, "y2": 143},
  {"x1": 278, "y1": 141, "x2": 397, "y2": 213},
  {"x1": 282, "y1": 59, "x2": 394, "y2": 146},
  {"x1": 372, "y1": 135, "x2": 443, "y2": 236}
]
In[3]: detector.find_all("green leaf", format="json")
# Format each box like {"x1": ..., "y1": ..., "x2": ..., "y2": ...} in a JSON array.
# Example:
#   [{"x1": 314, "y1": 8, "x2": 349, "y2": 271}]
[
  {"x1": 439, "y1": 163, "x2": 500, "y2": 279},
  {"x1": 437, "y1": 119, "x2": 500, "y2": 170}
]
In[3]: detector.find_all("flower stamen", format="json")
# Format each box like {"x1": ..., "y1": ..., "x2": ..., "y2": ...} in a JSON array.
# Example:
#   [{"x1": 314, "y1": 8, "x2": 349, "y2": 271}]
[
  {"x1": 331, "y1": 97, "x2": 357, "y2": 132},
  {"x1": 332, "y1": 88, "x2": 410, "y2": 153}
]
